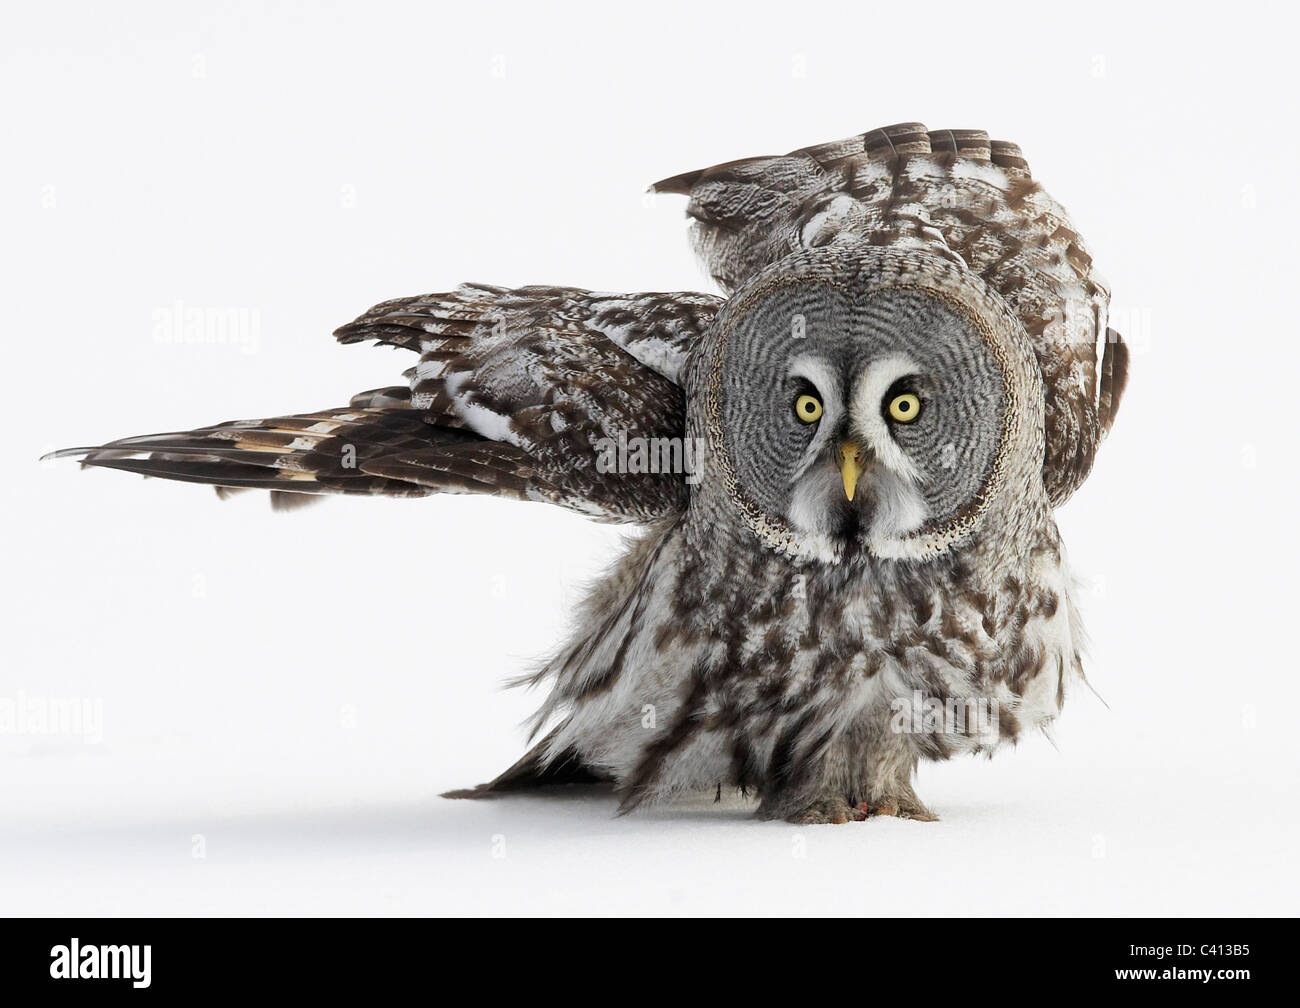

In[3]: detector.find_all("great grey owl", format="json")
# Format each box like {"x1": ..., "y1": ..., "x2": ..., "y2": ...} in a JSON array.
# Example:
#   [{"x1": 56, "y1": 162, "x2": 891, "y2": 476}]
[{"x1": 51, "y1": 122, "x2": 1128, "y2": 824}]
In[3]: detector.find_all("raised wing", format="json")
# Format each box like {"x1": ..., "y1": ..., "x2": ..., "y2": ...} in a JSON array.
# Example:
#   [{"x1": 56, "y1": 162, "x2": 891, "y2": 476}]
[
  {"x1": 653, "y1": 122, "x2": 1128, "y2": 506},
  {"x1": 51, "y1": 285, "x2": 723, "y2": 524}
]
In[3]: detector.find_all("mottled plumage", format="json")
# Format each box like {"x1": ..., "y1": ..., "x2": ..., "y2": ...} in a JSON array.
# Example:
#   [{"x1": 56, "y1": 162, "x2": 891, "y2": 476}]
[{"x1": 51, "y1": 122, "x2": 1127, "y2": 823}]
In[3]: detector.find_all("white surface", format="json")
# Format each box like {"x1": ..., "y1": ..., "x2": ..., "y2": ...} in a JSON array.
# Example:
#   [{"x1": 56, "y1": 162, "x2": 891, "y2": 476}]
[{"x1": 3, "y1": 1, "x2": 1297, "y2": 916}]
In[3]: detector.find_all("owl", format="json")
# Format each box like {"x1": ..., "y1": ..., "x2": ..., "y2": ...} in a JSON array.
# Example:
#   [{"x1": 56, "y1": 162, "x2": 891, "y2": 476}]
[{"x1": 51, "y1": 122, "x2": 1127, "y2": 824}]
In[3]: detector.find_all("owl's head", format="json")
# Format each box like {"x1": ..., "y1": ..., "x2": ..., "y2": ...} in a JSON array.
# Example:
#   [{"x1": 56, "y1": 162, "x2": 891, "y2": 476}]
[{"x1": 693, "y1": 244, "x2": 1044, "y2": 563}]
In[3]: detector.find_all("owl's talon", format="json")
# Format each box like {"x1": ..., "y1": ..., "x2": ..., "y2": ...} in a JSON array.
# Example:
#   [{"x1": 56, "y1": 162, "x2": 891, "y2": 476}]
[
  {"x1": 862, "y1": 795, "x2": 939, "y2": 821},
  {"x1": 787, "y1": 796, "x2": 860, "y2": 825}
]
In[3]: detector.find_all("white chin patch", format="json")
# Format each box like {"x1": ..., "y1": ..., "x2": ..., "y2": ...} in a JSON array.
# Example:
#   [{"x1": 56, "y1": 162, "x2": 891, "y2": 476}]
[
  {"x1": 785, "y1": 455, "x2": 930, "y2": 562},
  {"x1": 866, "y1": 468, "x2": 929, "y2": 556},
  {"x1": 786, "y1": 464, "x2": 843, "y2": 538}
]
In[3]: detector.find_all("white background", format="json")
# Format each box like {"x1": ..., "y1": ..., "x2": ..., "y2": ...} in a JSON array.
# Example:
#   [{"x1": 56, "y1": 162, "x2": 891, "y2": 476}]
[{"x1": 4, "y1": 1, "x2": 1297, "y2": 916}]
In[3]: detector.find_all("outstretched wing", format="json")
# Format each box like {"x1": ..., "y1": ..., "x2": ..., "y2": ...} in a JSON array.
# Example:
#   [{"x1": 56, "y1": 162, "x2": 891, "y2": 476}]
[
  {"x1": 54, "y1": 286, "x2": 723, "y2": 524},
  {"x1": 653, "y1": 122, "x2": 1128, "y2": 506}
]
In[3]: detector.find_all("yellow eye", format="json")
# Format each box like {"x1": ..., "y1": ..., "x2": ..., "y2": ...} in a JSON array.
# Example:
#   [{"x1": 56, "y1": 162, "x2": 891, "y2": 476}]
[
  {"x1": 794, "y1": 394, "x2": 823, "y2": 423},
  {"x1": 887, "y1": 393, "x2": 921, "y2": 423}
]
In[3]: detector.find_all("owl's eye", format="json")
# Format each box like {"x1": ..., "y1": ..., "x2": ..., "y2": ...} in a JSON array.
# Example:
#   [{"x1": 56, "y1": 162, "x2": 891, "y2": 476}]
[
  {"x1": 886, "y1": 392, "x2": 921, "y2": 423},
  {"x1": 794, "y1": 394, "x2": 823, "y2": 424}
]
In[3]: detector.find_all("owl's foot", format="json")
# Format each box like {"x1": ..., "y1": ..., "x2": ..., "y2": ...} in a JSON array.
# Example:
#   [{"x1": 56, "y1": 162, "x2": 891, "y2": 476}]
[
  {"x1": 778, "y1": 790, "x2": 938, "y2": 825},
  {"x1": 786, "y1": 795, "x2": 870, "y2": 825},
  {"x1": 860, "y1": 793, "x2": 939, "y2": 822}
]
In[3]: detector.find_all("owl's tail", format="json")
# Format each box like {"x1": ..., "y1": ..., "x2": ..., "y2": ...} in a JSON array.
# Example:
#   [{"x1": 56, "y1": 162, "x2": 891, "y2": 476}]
[{"x1": 43, "y1": 386, "x2": 535, "y2": 509}]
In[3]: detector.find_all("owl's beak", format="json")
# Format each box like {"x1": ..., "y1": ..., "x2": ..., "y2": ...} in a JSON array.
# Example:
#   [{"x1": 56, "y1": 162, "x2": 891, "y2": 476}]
[{"x1": 838, "y1": 441, "x2": 863, "y2": 501}]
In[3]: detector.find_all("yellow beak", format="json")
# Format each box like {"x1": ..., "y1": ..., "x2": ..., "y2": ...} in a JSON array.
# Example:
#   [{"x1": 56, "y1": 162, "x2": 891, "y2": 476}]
[{"x1": 839, "y1": 441, "x2": 863, "y2": 501}]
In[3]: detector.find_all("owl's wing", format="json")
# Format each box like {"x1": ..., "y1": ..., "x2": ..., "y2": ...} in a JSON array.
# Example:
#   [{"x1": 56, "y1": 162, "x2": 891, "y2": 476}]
[
  {"x1": 653, "y1": 122, "x2": 1128, "y2": 506},
  {"x1": 333, "y1": 284, "x2": 724, "y2": 521},
  {"x1": 53, "y1": 286, "x2": 723, "y2": 524}
]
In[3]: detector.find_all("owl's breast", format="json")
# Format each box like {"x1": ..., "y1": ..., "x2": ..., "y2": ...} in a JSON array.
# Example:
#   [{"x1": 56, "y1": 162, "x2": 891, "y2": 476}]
[{"x1": 542, "y1": 519, "x2": 1082, "y2": 793}]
